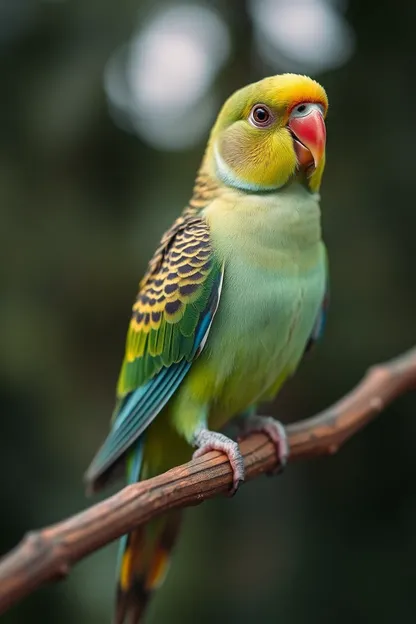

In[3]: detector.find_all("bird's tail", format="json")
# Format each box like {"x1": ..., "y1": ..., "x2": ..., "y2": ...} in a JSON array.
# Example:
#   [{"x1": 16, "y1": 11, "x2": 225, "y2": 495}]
[
  {"x1": 113, "y1": 440, "x2": 182, "y2": 623},
  {"x1": 114, "y1": 512, "x2": 183, "y2": 624}
]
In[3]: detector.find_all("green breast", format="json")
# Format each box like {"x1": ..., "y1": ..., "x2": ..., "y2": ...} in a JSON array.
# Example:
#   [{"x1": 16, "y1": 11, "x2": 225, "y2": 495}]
[{"x1": 201, "y1": 182, "x2": 326, "y2": 426}]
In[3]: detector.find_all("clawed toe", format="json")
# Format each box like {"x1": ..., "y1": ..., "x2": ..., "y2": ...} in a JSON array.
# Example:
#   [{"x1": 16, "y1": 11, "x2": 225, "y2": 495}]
[
  {"x1": 239, "y1": 415, "x2": 289, "y2": 476},
  {"x1": 192, "y1": 429, "x2": 245, "y2": 495}
]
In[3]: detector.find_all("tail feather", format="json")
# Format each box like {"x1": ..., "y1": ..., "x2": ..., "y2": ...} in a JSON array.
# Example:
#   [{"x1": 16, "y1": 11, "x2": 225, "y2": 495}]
[
  {"x1": 106, "y1": 437, "x2": 183, "y2": 623},
  {"x1": 115, "y1": 512, "x2": 183, "y2": 623}
]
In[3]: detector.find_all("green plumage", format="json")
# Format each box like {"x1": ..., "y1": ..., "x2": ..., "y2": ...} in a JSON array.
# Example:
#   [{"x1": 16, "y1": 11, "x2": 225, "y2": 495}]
[
  {"x1": 85, "y1": 73, "x2": 330, "y2": 624},
  {"x1": 169, "y1": 181, "x2": 326, "y2": 440}
]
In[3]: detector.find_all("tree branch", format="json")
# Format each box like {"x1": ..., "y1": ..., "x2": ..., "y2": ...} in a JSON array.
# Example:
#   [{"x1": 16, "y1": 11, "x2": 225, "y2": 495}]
[{"x1": 1, "y1": 347, "x2": 416, "y2": 615}]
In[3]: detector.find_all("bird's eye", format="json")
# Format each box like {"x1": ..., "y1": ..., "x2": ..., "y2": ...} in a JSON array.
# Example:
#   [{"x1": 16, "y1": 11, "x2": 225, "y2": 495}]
[{"x1": 249, "y1": 104, "x2": 273, "y2": 128}]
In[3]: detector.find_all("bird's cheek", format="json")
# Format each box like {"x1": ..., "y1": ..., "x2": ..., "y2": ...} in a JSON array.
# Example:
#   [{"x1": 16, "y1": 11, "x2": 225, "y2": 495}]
[
  {"x1": 214, "y1": 130, "x2": 297, "y2": 190},
  {"x1": 245, "y1": 133, "x2": 297, "y2": 188},
  {"x1": 267, "y1": 132, "x2": 298, "y2": 184},
  {"x1": 218, "y1": 132, "x2": 261, "y2": 181}
]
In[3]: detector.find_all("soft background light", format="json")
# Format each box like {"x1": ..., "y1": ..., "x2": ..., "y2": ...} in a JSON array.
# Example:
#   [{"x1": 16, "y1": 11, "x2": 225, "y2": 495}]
[
  {"x1": 105, "y1": 4, "x2": 230, "y2": 149},
  {"x1": 1, "y1": 1, "x2": 415, "y2": 623},
  {"x1": 250, "y1": 0, "x2": 355, "y2": 73}
]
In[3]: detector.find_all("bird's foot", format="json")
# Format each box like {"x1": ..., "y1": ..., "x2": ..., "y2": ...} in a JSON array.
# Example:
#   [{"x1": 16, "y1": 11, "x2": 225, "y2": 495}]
[
  {"x1": 192, "y1": 429, "x2": 245, "y2": 496},
  {"x1": 239, "y1": 415, "x2": 289, "y2": 476}
]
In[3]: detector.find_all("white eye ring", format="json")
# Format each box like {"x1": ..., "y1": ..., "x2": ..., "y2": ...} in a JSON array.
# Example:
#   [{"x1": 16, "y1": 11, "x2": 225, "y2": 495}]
[{"x1": 291, "y1": 102, "x2": 325, "y2": 119}]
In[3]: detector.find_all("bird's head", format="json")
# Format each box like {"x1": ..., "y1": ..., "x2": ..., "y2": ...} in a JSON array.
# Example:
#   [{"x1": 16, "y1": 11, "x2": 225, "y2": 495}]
[{"x1": 205, "y1": 74, "x2": 328, "y2": 194}]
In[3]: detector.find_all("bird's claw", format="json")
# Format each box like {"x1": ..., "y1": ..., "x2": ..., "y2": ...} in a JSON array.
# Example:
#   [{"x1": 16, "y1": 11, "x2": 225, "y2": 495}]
[
  {"x1": 192, "y1": 429, "x2": 245, "y2": 496},
  {"x1": 239, "y1": 415, "x2": 289, "y2": 476}
]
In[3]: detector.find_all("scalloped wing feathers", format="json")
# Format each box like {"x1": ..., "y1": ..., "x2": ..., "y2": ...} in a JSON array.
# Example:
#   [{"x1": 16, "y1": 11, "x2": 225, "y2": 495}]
[
  {"x1": 118, "y1": 217, "x2": 222, "y2": 395},
  {"x1": 85, "y1": 214, "x2": 223, "y2": 489}
]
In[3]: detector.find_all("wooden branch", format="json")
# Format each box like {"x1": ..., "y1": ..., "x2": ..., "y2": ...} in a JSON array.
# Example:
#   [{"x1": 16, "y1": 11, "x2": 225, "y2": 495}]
[{"x1": 1, "y1": 346, "x2": 416, "y2": 614}]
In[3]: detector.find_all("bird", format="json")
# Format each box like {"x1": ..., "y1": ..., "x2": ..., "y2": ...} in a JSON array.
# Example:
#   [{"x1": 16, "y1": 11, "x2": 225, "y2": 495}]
[{"x1": 85, "y1": 73, "x2": 329, "y2": 623}]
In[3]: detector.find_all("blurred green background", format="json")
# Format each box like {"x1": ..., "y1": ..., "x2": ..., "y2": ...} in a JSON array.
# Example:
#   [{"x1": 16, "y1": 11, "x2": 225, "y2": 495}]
[{"x1": 1, "y1": 0, "x2": 415, "y2": 622}]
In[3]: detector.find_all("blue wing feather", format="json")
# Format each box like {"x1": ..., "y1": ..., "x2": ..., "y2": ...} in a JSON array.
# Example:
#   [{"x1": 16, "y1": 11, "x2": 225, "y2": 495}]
[
  {"x1": 86, "y1": 361, "x2": 191, "y2": 483},
  {"x1": 84, "y1": 267, "x2": 223, "y2": 488}
]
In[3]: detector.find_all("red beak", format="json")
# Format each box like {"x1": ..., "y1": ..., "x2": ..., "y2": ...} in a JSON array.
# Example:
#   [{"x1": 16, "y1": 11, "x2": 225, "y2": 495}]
[{"x1": 288, "y1": 108, "x2": 326, "y2": 170}]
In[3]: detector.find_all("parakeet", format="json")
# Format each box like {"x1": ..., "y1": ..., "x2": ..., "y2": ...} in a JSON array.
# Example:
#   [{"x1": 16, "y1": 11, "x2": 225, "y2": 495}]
[{"x1": 85, "y1": 73, "x2": 329, "y2": 623}]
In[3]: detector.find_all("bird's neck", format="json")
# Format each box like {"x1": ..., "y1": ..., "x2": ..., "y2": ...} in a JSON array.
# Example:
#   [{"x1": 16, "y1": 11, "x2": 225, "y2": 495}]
[
  {"x1": 182, "y1": 152, "x2": 323, "y2": 256},
  {"x1": 203, "y1": 182, "x2": 322, "y2": 260}
]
